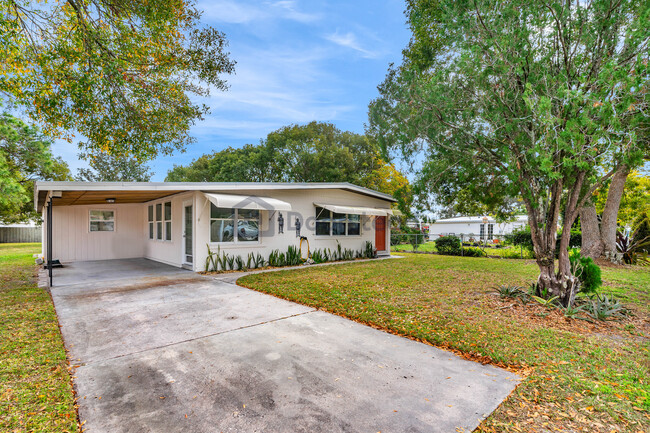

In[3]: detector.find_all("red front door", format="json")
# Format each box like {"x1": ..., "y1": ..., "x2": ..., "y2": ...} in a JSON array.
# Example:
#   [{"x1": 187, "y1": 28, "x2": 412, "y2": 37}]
[{"x1": 375, "y1": 216, "x2": 386, "y2": 251}]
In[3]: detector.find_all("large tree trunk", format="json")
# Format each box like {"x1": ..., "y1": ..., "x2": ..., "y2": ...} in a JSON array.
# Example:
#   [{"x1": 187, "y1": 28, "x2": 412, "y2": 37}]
[
  {"x1": 579, "y1": 164, "x2": 630, "y2": 260},
  {"x1": 580, "y1": 203, "x2": 604, "y2": 259},
  {"x1": 600, "y1": 164, "x2": 629, "y2": 256},
  {"x1": 526, "y1": 173, "x2": 585, "y2": 307}
]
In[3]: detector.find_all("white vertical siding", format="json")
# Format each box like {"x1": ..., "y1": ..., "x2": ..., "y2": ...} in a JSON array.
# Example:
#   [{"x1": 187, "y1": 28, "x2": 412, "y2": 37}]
[
  {"x1": 49, "y1": 204, "x2": 144, "y2": 262},
  {"x1": 143, "y1": 192, "x2": 194, "y2": 268}
]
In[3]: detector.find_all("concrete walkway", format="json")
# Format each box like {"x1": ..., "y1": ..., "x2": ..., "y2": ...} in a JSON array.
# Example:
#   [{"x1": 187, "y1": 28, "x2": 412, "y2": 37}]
[{"x1": 50, "y1": 259, "x2": 520, "y2": 433}]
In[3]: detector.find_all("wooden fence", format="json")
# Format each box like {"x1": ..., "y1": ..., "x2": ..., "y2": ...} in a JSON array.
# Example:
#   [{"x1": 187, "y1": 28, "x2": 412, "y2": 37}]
[{"x1": 0, "y1": 227, "x2": 42, "y2": 243}]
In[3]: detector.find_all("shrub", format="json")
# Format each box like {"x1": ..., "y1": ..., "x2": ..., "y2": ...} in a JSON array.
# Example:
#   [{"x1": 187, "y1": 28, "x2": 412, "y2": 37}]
[
  {"x1": 462, "y1": 247, "x2": 487, "y2": 257},
  {"x1": 509, "y1": 226, "x2": 534, "y2": 252},
  {"x1": 435, "y1": 235, "x2": 461, "y2": 255},
  {"x1": 569, "y1": 249, "x2": 602, "y2": 294}
]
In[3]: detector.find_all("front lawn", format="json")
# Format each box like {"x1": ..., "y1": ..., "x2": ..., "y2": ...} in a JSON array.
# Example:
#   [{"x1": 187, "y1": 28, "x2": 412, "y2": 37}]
[
  {"x1": 0, "y1": 243, "x2": 78, "y2": 432},
  {"x1": 239, "y1": 253, "x2": 650, "y2": 432}
]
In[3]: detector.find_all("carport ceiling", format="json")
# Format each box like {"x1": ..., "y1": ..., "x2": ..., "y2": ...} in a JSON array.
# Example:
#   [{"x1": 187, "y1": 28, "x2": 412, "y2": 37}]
[{"x1": 41, "y1": 190, "x2": 183, "y2": 208}]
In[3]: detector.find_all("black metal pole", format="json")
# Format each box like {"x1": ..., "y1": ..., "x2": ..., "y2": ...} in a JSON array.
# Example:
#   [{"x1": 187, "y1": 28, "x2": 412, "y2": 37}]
[{"x1": 47, "y1": 196, "x2": 53, "y2": 287}]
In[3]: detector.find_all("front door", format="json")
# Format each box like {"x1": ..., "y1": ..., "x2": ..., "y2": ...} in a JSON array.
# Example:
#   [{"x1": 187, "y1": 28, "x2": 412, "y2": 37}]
[
  {"x1": 375, "y1": 216, "x2": 386, "y2": 251},
  {"x1": 183, "y1": 202, "x2": 193, "y2": 267}
]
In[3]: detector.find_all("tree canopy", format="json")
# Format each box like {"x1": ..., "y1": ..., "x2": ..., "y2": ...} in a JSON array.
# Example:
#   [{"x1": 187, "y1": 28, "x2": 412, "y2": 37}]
[
  {"x1": 368, "y1": 0, "x2": 649, "y2": 305},
  {"x1": 0, "y1": 113, "x2": 72, "y2": 223},
  {"x1": 76, "y1": 153, "x2": 153, "y2": 182},
  {"x1": 166, "y1": 121, "x2": 413, "y2": 213},
  {"x1": 0, "y1": 0, "x2": 235, "y2": 160}
]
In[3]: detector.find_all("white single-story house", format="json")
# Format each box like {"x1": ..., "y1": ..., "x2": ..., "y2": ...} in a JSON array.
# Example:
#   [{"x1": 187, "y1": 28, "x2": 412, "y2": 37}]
[
  {"x1": 35, "y1": 182, "x2": 395, "y2": 282},
  {"x1": 429, "y1": 215, "x2": 528, "y2": 240}
]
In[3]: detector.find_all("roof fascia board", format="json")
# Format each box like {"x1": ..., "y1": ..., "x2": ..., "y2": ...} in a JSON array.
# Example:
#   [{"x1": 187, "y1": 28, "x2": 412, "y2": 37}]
[{"x1": 34, "y1": 181, "x2": 396, "y2": 202}]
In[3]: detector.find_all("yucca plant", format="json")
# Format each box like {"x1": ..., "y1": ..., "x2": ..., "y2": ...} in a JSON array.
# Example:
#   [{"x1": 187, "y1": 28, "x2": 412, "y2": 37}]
[
  {"x1": 255, "y1": 253, "x2": 265, "y2": 268},
  {"x1": 341, "y1": 248, "x2": 355, "y2": 260},
  {"x1": 311, "y1": 249, "x2": 326, "y2": 264},
  {"x1": 235, "y1": 255, "x2": 246, "y2": 271},
  {"x1": 205, "y1": 244, "x2": 219, "y2": 272},
  {"x1": 246, "y1": 253, "x2": 254, "y2": 269},
  {"x1": 617, "y1": 229, "x2": 650, "y2": 265},
  {"x1": 363, "y1": 241, "x2": 376, "y2": 259},
  {"x1": 286, "y1": 245, "x2": 302, "y2": 266},
  {"x1": 218, "y1": 252, "x2": 229, "y2": 271},
  {"x1": 226, "y1": 254, "x2": 235, "y2": 271},
  {"x1": 268, "y1": 250, "x2": 281, "y2": 267}
]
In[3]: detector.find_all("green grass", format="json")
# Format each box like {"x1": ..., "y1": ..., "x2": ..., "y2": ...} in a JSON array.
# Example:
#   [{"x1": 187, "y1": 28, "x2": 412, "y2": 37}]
[
  {"x1": 0, "y1": 243, "x2": 78, "y2": 432},
  {"x1": 240, "y1": 253, "x2": 650, "y2": 432},
  {"x1": 392, "y1": 241, "x2": 535, "y2": 258}
]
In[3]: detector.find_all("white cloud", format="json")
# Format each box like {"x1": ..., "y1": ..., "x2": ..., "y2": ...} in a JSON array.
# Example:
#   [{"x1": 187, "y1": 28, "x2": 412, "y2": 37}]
[
  {"x1": 270, "y1": 1, "x2": 321, "y2": 23},
  {"x1": 324, "y1": 30, "x2": 379, "y2": 58},
  {"x1": 199, "y1": 0, "x2": 320, "y2": 24}
]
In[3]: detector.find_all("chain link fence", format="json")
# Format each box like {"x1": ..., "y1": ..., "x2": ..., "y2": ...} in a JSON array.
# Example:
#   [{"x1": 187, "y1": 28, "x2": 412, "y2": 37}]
[{"x1": 391, "y1": 233, "x2": 534, "y2": 259}]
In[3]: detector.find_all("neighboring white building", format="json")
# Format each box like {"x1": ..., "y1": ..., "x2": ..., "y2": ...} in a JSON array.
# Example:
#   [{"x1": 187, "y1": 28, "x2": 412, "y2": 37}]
[
  {"x1": 35, "y1": 182, "x2": 395, "y2": 274},
  {"x1": 429, "y1": 215, "x2": 528, "y2": 240}
]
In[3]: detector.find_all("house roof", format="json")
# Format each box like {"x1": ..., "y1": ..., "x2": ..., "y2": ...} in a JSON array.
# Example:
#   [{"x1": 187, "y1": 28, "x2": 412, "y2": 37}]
[
  {"x1": 432, "y1": 215, "x2": 528, "y2": 224},
  {"x1": 34, "y1": 181, "x2": 396, "y2": 211}
]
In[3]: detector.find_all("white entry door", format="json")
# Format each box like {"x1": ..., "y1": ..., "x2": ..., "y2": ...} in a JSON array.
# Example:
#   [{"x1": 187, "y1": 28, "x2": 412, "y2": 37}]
[{"x1": 183, "y1": 201, "x2": 193, "y2": 268}]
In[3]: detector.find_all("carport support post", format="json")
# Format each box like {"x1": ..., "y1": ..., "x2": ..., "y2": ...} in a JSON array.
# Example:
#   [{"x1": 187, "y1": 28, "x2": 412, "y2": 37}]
[{"x1": 47, "y1": 196, "x2": 53, "y2": 287}]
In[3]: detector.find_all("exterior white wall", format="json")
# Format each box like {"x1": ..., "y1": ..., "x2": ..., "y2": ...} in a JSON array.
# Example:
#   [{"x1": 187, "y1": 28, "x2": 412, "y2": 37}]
[
  {"x1": 44, "y1": 188, "x2": 392, "y2": 271},
  {"x1": 193, "y1": 189, "x2": 391, "y2": 272},
  {"x1": 429, "y1": 220, "x2": 527, "y2": 238},
  {"x1": 47, "y1": 203, "x2": 144, "y2": 262},
  {"x1": 143, "y1": 192, "x2": 194, "y2": 268}
]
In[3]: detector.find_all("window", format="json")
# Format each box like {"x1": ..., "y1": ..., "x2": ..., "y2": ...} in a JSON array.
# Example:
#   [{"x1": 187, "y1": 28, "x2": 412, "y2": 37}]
[
  {"x1": 315, "y1": 207, "x2": 361, "y2": 236},
  {"x1": 164, "y1": 202, "x2": 172, "y2": 241},
  {"x1": 149, "y1": 202, "x2": 172, "y2": 241},
  {"x1": 156, "y1": 203, "x2": 162, "y2": 240},
  {"x1": 210, "y1": 204, "x2": 259, "y2": 243},
  {"x1": 315, "y1": 207, "x2": 331, "y2": 235},
  {"x1": 488, "y1": 223, "x2": 494, "y2": 240},
  {"x1": 89, "y1": 210, "x2": 115, "y2": 232},
  {"x1": 237, "y1": 209, "x2": 259, "y2": 242},
  {"x1": 480, "y1": 224, "x2": 485, "y2": 240},
  {"x1": 148, "y1": 205, "x2": 154, "y2": 239}
]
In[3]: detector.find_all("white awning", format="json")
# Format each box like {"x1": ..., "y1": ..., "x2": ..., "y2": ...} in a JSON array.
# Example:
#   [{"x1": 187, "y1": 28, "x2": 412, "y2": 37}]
[
  {"x1": 203, "y1": 193, "x2": 292, "y2": 211},
  {"x1": 314, "y1": 203, "x2": 392, "y2": 216}
]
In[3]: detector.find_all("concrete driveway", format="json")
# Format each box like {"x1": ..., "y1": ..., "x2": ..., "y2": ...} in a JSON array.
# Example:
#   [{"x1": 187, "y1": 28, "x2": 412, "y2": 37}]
[{"x1": 51, "y1": 259, "x2": 520, "y2": 433}]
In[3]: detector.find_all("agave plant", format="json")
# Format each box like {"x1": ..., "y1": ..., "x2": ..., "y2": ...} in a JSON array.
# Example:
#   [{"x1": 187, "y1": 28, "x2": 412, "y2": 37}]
[
  {"x1": 583, "y1": 294, "x2": 630, "y2": 320},
  {"x1": 492, "y1": 284, "x2": 524, "y2": 299}
]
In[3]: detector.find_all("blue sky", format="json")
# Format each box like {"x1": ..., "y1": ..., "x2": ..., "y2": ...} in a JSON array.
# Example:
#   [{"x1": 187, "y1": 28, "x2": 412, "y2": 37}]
[{"x1": 52, "y1": 0, "x2": 412, "y2": 180}]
